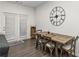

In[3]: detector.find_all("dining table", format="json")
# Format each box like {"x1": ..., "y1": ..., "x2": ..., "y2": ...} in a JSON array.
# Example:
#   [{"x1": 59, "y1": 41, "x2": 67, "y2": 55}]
[{"x1": 34, "y1": 31, "x2": 74, "y2": 56}]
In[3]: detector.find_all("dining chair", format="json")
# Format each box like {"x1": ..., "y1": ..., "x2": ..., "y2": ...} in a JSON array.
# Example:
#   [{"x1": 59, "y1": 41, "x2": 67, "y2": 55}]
[
  {"x1": 35, "y1": 30, "x2": 46, "y2": 50},
  {"x1": 61, "y1": 36, "x2": 79, "y2": 57},
  {"x1": 45, "y1": 40, "x2": 55, "y2": 56},
  {"x1": 35, "y1": 30, "x2": 42, "y2": 49},
  {"x1": 36, "y1": 34, "x2": 49, "y2": 51}
]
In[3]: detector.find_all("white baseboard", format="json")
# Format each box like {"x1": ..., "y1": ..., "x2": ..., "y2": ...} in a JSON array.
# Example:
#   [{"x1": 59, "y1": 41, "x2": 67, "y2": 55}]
[
  {"x1": 20, "y1": 35, "x2": 27, "y2": 40},
  {"x1": 6, "y1": 35, "x2": 30, "y2": 43},
  {"x1": 7, "y1": 37, "x2": 17, "y2": 43}
]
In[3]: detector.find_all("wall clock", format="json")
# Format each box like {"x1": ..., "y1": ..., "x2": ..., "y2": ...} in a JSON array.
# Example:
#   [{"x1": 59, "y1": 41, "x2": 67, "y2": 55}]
[{"x1": 50, "y1": 6, "x2": 65, "y2": 26}]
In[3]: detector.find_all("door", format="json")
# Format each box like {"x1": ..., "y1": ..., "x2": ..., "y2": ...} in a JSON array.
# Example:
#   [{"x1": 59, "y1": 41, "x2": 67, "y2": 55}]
[
  {"x1": 0, "y1": 13, "x2": 5, "y2": 34},
  {"x1": 0, "y1": 13, "x2": 1, "y2": 33},
  {"x1": 20, "y1": 14, "x2": 27, "y2": 40},
  {"x1": 4, "y1": 13, "x2": 16, "y2": 41}
]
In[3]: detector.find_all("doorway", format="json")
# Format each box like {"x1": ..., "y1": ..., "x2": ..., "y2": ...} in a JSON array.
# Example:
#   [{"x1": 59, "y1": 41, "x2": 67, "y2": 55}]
[
  {"x1": 4, "y1": 12, "x2": 16, "y2": 42},
  {"x1": 19, "y1": 14, "x2": 27, "y2": 40}
]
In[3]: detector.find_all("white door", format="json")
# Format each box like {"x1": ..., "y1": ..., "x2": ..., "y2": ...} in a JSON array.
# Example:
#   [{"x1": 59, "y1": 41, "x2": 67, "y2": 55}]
[
  {"x1": 0, "y1": 13, "x2": 1, "y2": 33},
  {"x1": 20, "y1": 14, "x2": 27, "y2": 40},
  {"x1": 4, "y1": 13, "x2": 16, "y2": 42},
  {"x1": 0, "y1": 13, "x2": 5, "y2": 34}
]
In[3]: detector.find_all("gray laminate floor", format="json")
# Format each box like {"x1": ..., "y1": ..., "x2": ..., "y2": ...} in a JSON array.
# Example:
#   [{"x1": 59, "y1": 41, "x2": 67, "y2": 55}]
[
  {"x1": 8, "y1": 39, "x2": 49, "y2": 57},
  {"x1": 8, "y1": 39, "x2": 73, "y2": 57}
]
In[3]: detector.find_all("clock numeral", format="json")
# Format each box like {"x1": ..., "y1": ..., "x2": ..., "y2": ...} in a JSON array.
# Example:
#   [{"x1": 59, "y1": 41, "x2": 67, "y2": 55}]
[
  {"x1": 61, "y1": 14, "x2": 65, "y2": 16},
  {"x1": 53, "y1": 8, "x2": 57, "y2": 12},
  {"x1": 61, "y1": 11, "x2": 65, "y2": 14},
  {"x1": 61, "y1": 16, "x2": 65, "y2": 19},
  {"x1": 56, "y1": 7, "x2": 57, "y2": 11},
  {"x1": 57, "y1": 7, "x2": 59, "y2": 11},
  {"x1": 50, "y1": 19, "x2": 53, "y2": 22},
  {"x1": 60, "y1": 10, "x2": 64, "y2": 13},
  {"x1": 56, "y1": 21, "x2": 60, "y2": 26},
  {"x1": 61, "y1": 19, "x2": 64, "y2": 22},
  {"x1": 56, "y1": 22, "x2": 58, "y2": 26},
  {"x1": 50, "y1": 16, "x2": 53, "y2": 18},
  {"x1": 60, "y1": 20, "x2": 63, "y2": 23},
  {"x1": 53, "y1": 21, "x2": 55, "y2": 25}
]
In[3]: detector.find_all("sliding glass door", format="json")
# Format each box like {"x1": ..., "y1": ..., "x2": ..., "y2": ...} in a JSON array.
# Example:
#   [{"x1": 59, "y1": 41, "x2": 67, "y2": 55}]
[
  {"x1": 2, "y1": 12, "x2": 27, "y2": 42},
  {"x1": 5, "y1": 13, "x2": 16, "y2": 42},
  {"x1": 0, "y1": 13, "x2": 5, "y2": 34},
  {"x1": 19, "y1": 14, "x2": 27, "y2": 40}
]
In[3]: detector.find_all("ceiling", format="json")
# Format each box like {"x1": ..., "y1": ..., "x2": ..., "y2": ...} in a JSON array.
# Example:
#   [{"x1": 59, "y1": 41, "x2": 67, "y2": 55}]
[{"x1": 9, "y1": 1, "x2": 46, "y2": 8}]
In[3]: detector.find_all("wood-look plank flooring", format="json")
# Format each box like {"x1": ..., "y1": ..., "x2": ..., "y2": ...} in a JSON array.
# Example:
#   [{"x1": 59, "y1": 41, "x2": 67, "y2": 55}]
[
  {"x1": 8, "y1": 39, "x2": 49, "y2": 57},
  {"x1": 8, "y1": 39, "x2": 73, "y2": 57}
]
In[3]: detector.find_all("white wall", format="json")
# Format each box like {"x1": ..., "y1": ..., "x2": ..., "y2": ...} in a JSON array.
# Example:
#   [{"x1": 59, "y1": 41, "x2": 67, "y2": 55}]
[
  {"x1": 0, "y1": 2, "x2": 35, "y2": 41},
  {"x1": 35, "y1": 1, "x2": 79, "y2": 56}
]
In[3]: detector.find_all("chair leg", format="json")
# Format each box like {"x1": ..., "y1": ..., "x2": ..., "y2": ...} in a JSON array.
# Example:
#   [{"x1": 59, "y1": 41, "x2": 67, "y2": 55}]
[
  {"x1": 41, "y1": 44, "x2": 44, "y2": 52},
  {"x1": 44, "y1": 45, "x2": 49, "y2": 55},
  {"x1": 40, "y1": 44, "x2": 42, "y2": 50},
  {"x1": 45, "y1": 46, "x2": 46, "y2": 51},
  {"x1": 69, "y1": 51, "x2": 73, "y2": 57},
  {"x1": 49, "y1": 48, "x2": 53, "y2": 56},
  {"x1": 40, "y1": 43, "x2": 43, "y2": 51},
  {"x1": 42, "y1": 43, "x2": 46, "y2": 51},
  {"x1": 43, "y1": 44, "x2": 47, "y2": 55},
  {"x1": 60, "y1": 49, "x2": 63, "y2": 57},
  {"x1": 68, "y1": 53, "x2": 72, "y2": 57},
  {"x1": 60, "y1": 45, "x2": 63, "y2": 57},
  {"x1": 73, "y1": 50, "x2": 75, "y2": 57}
]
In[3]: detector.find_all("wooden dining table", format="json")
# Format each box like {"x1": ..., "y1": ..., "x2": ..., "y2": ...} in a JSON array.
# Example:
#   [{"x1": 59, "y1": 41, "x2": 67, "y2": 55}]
[{"x1": 34, "y1": 31, "x2": 74, "y2": 56}]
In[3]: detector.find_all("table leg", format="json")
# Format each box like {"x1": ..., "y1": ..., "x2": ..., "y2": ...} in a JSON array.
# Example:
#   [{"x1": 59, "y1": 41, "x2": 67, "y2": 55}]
[
  {"x1": 60, "y1": 45, "x2": 63, "y2": 57},
  {"x1": 55, "y1": 43, "x2": 58, "y2": 57}
]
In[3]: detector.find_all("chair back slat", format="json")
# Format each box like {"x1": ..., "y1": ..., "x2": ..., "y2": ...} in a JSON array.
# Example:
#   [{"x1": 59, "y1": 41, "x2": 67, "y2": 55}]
[
  {"x1": 36, "y1": 30, "x2": 42, "y2": 32},
  {"x1": 72, "y1": 36, "x2": 79, "y2": 56}
]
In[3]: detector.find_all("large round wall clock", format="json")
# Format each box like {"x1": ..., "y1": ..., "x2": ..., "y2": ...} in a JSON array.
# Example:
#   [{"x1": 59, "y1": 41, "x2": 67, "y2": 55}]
[{"x1": 50, "y1": 6, "x2": 65, "y2": 26}]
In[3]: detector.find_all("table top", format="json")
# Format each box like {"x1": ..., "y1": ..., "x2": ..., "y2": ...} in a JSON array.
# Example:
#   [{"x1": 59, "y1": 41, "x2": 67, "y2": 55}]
[{"x1": 35, "y1": 32, "x2": 74, "y2": 45}]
